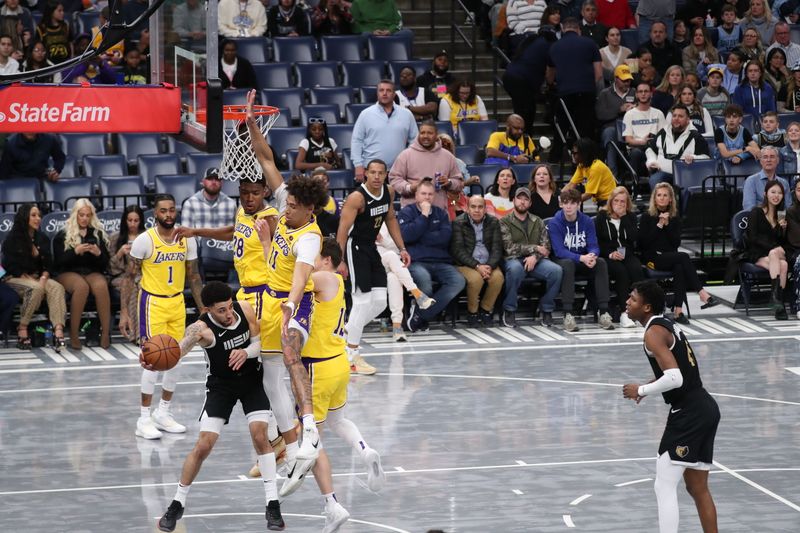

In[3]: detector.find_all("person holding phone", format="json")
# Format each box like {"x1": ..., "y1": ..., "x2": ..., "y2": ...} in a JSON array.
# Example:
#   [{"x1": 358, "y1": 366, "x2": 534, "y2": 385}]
[{"x1": 53, "y1": 199, "x2": 112, "y2": 349}]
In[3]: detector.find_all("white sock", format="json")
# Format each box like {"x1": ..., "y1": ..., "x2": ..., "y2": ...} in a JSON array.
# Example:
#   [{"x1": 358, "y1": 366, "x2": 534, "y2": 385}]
[
  {"x1": 345, "y1": 345, "x2": 359, "y2": 362},
  {"x1": 140, "y1": 406, "x2": 151, "y2": 420},
  {"x1": 258, "y1": 452, "x2": 278, "y2": 502},
  {"x1": 158, "y1": 399, "x2": 171, "y2": 413},
  {"x1": 285, "y1": 441, "x2": 298, "y2": 463},
  {"x1": 654, "y1": 452, "x2": 684, "y2": 533},
  {"x1": 266, "y1": 412, "x2": 279, "y2": 441},
  {"x1": 302, "y1": 414, "x2": 316, "y2": 429},
  {"x1": 174, "y1": 483, "x2": 191, "y2": 506},
  {"x1": 323, "y1": 492, "x2": 337, "y2": 507}
]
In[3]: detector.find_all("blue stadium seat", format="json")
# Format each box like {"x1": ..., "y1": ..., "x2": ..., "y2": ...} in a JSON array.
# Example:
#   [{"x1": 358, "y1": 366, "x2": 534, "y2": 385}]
[
  {"x1": 155, "y1": 174, "x2": 199, "y2": 206},
  {"x1": 711, "y1": 114, "x2": 756, "y2": 135},
  {"x1": 620, "y1": 28, "x2": 639, "y2": 51},
  {"x1": 673, "y1": 160, "x2": 720, "y2": 189},
  {"x1": 388, "y1": 59, "x2": 430, "y2": 82},
  {"x1": 223, "y1": 89, "x2": 252, "y2": 106},
  {"x1": 299, "y1": 104, "x2": 340, "y2": 125},
  {"x1": 199, "y1": 237, "x2": 236, "y2": 282},
  {"x1": 778, "y1": 112, "x2": 800, "y2": 130},
  {"x1": 286, "y1": 149, "x2": 299, "y2": 170},
  {"x1": 341, "y1": 61, "x2": 386, "y2": 88},
  {"x1": 455, "y1": 144, "x2": 481, "y2": 165},
  {"x1": 61, "y1": 133, "x2": 107, "y2": 159},
  {"x1": 0, "y1": 178, "x2": 41, "y2": 211},
  {"x1": 231, "y1": 37, "x2": 270, "y2": 64},
  {"x1": 261, "y1": 88, "x2": 306, "y2": 121},
  {"x1": 83, "y1": 155, "x2": 127, "y2": 177},
  {"x1": 252, "y1": 62, "x2": 293, "y2": 89},
  {"x1": 367, "y1": 34, "x2": 410, "y2": 61},
  {"x1": 435, "y1": 121, "x2": 454, "y2": 138},
  {"x1": 143, "y1": 209, "x2": 155, "y2": 228},
  {"x1": 137, "y1": 154, "x2": 182, "y2": 186},
  {"x1": 722, "y1": 157, "x2": 761, "y2": 179},
  {"x1": 58, "y1": 155, "x2": 78, "y2": 178},
  {"x1": 40, "y1": 210, "x2": 69, "y2": 239},
  {"x1": 166, "y1": 137, "x2": 201, "y2": 159},
  {"x1": 310, "y1": 87, "x2": 353, "y2": 117},
  {"x1": 118, "y1": 133, "x2": 162, "y2": 165},
  {"x1": 731, "y1": 209, "x2": 770, "y2": 315},
  {"x1": 96, "y1": 209, "x2": 123, "y2": 235},
  {"x1": 75, "y1": 11, "x2": 100, "y2": 34},
  {"x1": 43, "y1": 178, "x2": 94, "y2": 210},
  {"x1": 0, "y1": 212, "x2": 15, "y2": 243},
  {"x1": 326, "y1": 169, "x2": 355, "y2": 191},
  {"x1": 267, "y1": 127, "x2": 308, "y2": 164},
  {"x1": 98, "y1": 176, "x2": 145, "y2": 209},
  {"x1": 221, "y1": 178, "x2": 240, "y2": 197},
  {"x1": 273, "y1": 106, "x2": 292, "y2": 127},
  {"x1": 186, "y1": 153, "x2": 223, "y2": 180},
  {"x1": 319, "y1": 35, "x2": 364, "y2": 61},
  {"x1": 458, "y1": 120, "x2": 498, "y2": 146},
  {"x1": 512, "y1": 164, "x2": 538, "y2": 182},
  {"x1": 345, "y1": 103, "x2": 371, "y2": 122},
  {"x1": 326, "y1": 124, "x2": 354, "y2": 151},
  {"x1": 358, "y1": 85, "x2": 377, "y2": 104},
  {"x1": 467, "y1": 164, "x2": 502, "y2": 190},
  {"x1": 294, "y1": 61, "x2": 339, "y2": 88},
  {"x1": 272, "y1": 36, "x2": 316, "y2": 62}
]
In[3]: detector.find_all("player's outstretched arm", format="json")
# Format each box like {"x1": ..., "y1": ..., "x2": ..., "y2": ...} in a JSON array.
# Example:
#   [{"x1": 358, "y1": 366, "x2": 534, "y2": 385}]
[
  {"x1": 119, "y1": 257, "x2": 142, "y2": 339},
  {"x1": 175, "y1": 225, "x2": 235, "y2": 242},
  {"x1": 187, "y1": 259, "x2": 204, "y2": 311},
  {"x1": 245, "y1": 89, "x2": 284, "y2": 194},
  {"x1": 179, "y1": 320, "x2": 212, "y2": 357}
]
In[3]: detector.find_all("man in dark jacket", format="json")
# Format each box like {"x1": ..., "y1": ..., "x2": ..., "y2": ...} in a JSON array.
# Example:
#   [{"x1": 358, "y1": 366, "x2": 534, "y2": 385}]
[
  {"x1": 267, "y1": 0, "x2": 310, "y2": 37},
  {"x1": 0, "y1": 133, "x2": 65, "y2": 181},
  {"x1": 499, "y1": 187, "x2": 563, "y2": 328},
  {"x1": 639, "y1": 21, "x2": 681, "y2": 77},
  {"x1": 451, "y1": 195, "x2": 504, "y2": 327},
  {"x1": 398, "y1": 180, "x2": 465, "y2": 332}
]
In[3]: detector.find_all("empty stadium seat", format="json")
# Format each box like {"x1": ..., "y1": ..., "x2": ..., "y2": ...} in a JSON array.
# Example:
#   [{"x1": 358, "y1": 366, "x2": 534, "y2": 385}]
[
  {"x1": 221, "y1": 178, "x2": 240, "y2": 197},
  {"x1": 267, "y1": 127, "x2": 308, "y2": 163},
  {"x1": 252, "y1": 62, "x2": 293, "y2": 89},
  {"x1": 95, "y1": 209, "x2": 124, "y2": 234},
  {"x1": 778, "y1": 113, "x2": 800, "y2": 130},
  {"x1": 620, "y1": 28, "x2": 639, "y2": 52},
  {"x1": 231, "y1": 37, "x2": 270, "y2": 64},
  {"x1": 294, "y1": 61, "x2": 339, "y2": 88},
  {"x1": 199, "y1": 238, "x2": 236, "y2": 282},
  {"x1": 466, "y1": 164, "x2": 502, "y2": 190},
  {"x1": 286, "y1": 149, "x2": 299, "y2": 170},
  {"x1": 455, "y1": 144, "x2": 481, "y2": 165},
  {"x1": 155, "y1": 174, "x2": 199, "y2": 206},
  {"x1": 137, "y1": 154, "x2": 182, "y2": 186},
  {"x1": 326, "y1": 124, "x2": 354, "y2": 151},
  {"x1": 273, "y1": 106, "x2": 292, "y2": 127},
  {"x1": 0, "y1": 178, "x2": 41, "y2": 211},
  {"x1": 310, "y1": 87, "x2": 353, "y2": 117},
  {"x1": 342, "y1": 61, "x2": 386, "y2": 88},
  {"x1": 118, "y1": 133, "x2": 162, "y2": 165},
  {"x1": 143, "y1": 209, "x2": 155, "y2": 228},
  {"x1": 458, "y1": 120, "x2": 498, "y2": 146},
  {"x1": 435, "y1": 121, "x2": 454, "y2": 138},
  {"x1": 722, "y1": 157, "x2": 761, "y2": 178},
  {"x1": 358, "y1": 86, "x2": 377, "y2": 104},
  {"x1": 40, "y1": 210, "x2": 69, "y2": 239},
  {"x1": 223, "y1": 89, "x2": 252, "y2": 106},
  {"x1": 299, "y1": 104, "x2": 340, "y2": 125},
  {"x1": 326, "y1": 169, "x2": 355, "y2": 191},
  {"x1": 319, "y1": 35, "x2": 364, "y2": 61},
  {"x1": 272, "y1": 36, "x2": 316, "y2": 62},
  {"x1": 43, "y1": 178, "x2": 94, "y2": 210},
  {"x1": 673, "y1": 160, "x2": 720, "y2": 189},
  {"x1": 59, "y1": 155, "x2": 78, "y2": 178},
  {"x1": 60, "y1": 133, "x2": 107, "y2": 159},
  {"x1": 167, "y1": 137, "x2": 201, "y2": 158},
  {"x1": 186, "y1": 153, "x2": 223, "y2": 180},
  {"x1": 83, "y1": 154, "x2": 127, "y2": 177},
  {"x1": 98, "y1": 176, "x2": 145, "y2": 209},
  {"x1": 367, "y1": 34, "x2": 410, "y2": 61},
  {"x1": 345, "y1": 103, "x2": 371, "y2": 122},
  {"x1": 388, "y1": 59, "x2": 430, "y2": 82},
  {"x1": 261, "y1": 88, "x2": 306, "y2": 121}
]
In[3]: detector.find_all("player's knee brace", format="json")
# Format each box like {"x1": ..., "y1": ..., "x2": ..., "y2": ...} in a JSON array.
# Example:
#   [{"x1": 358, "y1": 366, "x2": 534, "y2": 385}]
[
  {"x1": 141, "y1": 368, "x2": 158, "y2": 395},
  {"x1": 160, "y1": 362, "x2": 181, "y2": 392}
]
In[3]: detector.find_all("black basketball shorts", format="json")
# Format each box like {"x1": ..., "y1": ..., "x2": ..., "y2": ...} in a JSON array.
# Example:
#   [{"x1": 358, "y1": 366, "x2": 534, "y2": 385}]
[
  {"x1": 347, "y1": 239, "x2": 387, "y2": 293},
  {"x1": 659, "y1": 388, "x2": 721, "y2": 467},
  {"x1": 199, "y1": 369, "x2": 270, "y2": 424}
]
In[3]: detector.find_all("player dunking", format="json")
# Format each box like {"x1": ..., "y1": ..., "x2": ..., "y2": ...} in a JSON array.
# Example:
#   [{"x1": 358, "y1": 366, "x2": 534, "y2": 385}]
[
  {"x1": 280, "y1": 238, "x2": 386, "y2": 530},
  {"x1": 120, "y1": 194, "x2": 204, "y2": 440},
  {"x1": 149, "y1": 282, "x2": 285, "y2": 532},
  {"x1": 336, "y1": 159, "x2": 413, "y2": 375},
  {"x1": 623, "y1": 281, "x2": 720, "y2": 533}
]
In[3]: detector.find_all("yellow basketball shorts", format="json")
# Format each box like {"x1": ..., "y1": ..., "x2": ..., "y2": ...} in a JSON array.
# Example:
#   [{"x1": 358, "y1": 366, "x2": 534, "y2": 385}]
[
  {"x1": 260, "y1": 288, "x2": 314, "y2": 355},
  {"x1": 237, "y1": 284, "x2": 267, "y2": 321},
  {"x1": 139, "y1": 290, "x2": 186, "y2": 342},
  {"x1": 303, "y1": 353, "x2": 350, "y2": 423}
]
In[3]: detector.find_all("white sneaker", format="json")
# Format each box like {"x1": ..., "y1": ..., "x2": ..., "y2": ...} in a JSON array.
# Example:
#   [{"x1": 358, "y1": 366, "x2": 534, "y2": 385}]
[
  {"x1": 363, "y1": 447, "x2": 386, "y2": 492},
  {"x1": 297, "y1": 423, "x2": 320, "y2": 461},
  {"x1": 563, "y1": 313, "x2": 579, "y2": 332},
  {"x1": 392, "y1": 327, "x2": 407, "y2": 342},
  {"x1": 598, "y1": 312, "x2": 614, "y2": 330},
  {"x1": 135, "y1": 416, "x2": 162, "y2": 439},
  {"x1": 278, "y1": 457, "x2": 314, "y2": 498},
  {"x1": 322, "y1": 501, "x2": 350, "y2": 533},
  {"x1": 151, "y1": 409, "x2": 187, "y2": 434},
  {"x1": 620, "y1": 312, "x2": 636, "y2": 328}
]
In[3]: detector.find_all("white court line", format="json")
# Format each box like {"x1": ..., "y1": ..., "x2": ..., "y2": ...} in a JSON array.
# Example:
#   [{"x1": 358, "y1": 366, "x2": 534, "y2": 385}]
[
  {"x1": 82, "y1": 348, "x2": 103, "y2": 362},
  {"x1": 53, "y1": 348, "x2": 80, "y2": 363},
  {"x1": 569, "y1": 494, "x2": 592, "y2": 506},
  {"x1": 712, "y1": 460, "x2": 800, "y2": 513},
  {"x1": 497, "y1": 327, "x2": 534, "y2": 343},
  {"x1": 116, "y1": 344, "x2": 141, "y2": 360},
  {"x1": 690, "y1": 319, "x2": 730, "y2": 335},
  {"x1": 725, "y1": 317, "x2": 767, "y2": 333},
  {"x1": 520, "y1": 325, "x2": 560, "y2": 341},
  {"x1": 457, "y1": 328, "x2": 496, "y2": 344},
  {"x1": 89, "y1": 347, "x2": 116, "y2": 361},
  {"x1": 512, "y1": 489, "x2": 524, "y2": 495},
  {"x1": 237, "y1": 475, "x2": 248, "y2": 481},
  {"x1": 0, "y1": 380, "x2": 205, "y2": 395},
  {"x1": 615, "y1": 478, "x2": 652, "y2": 487},
  {"x1": 515, "y1": 460, "x2": 527, "y2": 466},
  {"x1": 0, "y1": 457, "x2": 655, "y2": 496},
  {"x1": 175, "y1": 512, "x2": 410, "y2": 533},
  {"x1": 0, "y1": 358, "x2": 42, "y2": 366},
  {"x1": 787, "y1": 367, "x2": 800, "y2": 376},
  {"x1": 42, "y1": 350, "x2": 66, "y2": 363},
  {"x1": 563, "y1": 514, "x2": 576, "y2": 527}
]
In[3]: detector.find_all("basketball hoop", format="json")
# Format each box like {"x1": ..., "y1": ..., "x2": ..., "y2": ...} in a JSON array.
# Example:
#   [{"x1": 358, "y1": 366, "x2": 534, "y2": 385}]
[{"x1": 220, "y1": 104, "x2": 281, "y2": 182}]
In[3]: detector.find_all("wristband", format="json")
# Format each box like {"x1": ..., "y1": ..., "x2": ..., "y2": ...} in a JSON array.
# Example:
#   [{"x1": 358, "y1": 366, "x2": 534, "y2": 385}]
[
  {"x1": 285, "y1": 301, "x2": 296, "y2": 314},
  {"x1": 399, "y1": 247, "x2": 407, "y2": 253}
]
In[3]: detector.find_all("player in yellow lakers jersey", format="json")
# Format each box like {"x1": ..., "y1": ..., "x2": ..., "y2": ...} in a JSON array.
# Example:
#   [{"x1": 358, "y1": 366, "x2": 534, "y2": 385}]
[{"x1": 120, "y1": 195, "x2": 204, "y2": 441}]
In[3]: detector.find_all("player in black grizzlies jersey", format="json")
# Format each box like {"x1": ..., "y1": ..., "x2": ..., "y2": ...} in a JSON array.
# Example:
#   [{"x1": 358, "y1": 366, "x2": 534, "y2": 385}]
[
  {"x1": 154, "y1": 282, "x2": 285, "y2": 532},
  {"x1": 336, "y1": 158, "x2": 410, "y2": 375},
  {"x1": 623, "y1": 280, "x2": 720, "y2": 533}
]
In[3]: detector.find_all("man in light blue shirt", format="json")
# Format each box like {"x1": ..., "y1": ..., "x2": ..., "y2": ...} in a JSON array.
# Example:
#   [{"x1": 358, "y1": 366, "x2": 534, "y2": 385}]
[
  {"x1": 742, "y1": 146, "x2": 792, "y2": 211},
  {"x1": 351, "y1": 79, "x2": 418, "y2": 182}
]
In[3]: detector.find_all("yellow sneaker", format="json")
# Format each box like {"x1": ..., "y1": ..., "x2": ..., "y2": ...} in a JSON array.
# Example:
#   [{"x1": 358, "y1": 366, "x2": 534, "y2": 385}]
[{"x1": 351, "y1": 354, "x2": 376, "y2": 375}]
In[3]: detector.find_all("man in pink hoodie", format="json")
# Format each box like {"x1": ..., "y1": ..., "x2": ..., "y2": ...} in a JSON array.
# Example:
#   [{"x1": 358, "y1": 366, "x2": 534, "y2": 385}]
[{"x1": 389, "y1": 120, "x2": 464, "y2": 212}]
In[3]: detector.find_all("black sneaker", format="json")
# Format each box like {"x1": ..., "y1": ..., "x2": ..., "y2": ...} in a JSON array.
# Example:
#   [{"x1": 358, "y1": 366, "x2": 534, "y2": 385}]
[
  {"x1": 405, "y1": 301, "x2": 420, "y2": 332},
  {"x1": 158, "y1": 500, "x2": 184, "y2": 532},
  {"x1": 467, "y1": 313, "x2": 480, "y2": 327},
  {"x1": 480, "y1": 310, "x2": 493, "y2": 326},
  {"x1": 502, "y1": 310, "x2": 516, "y2": 328},
  {"x1": 540, "y1": 311, "x2": 554, "y2": 327},
  {"x1": 266, "y1": 500, "x2": 285, "y2": 531}
]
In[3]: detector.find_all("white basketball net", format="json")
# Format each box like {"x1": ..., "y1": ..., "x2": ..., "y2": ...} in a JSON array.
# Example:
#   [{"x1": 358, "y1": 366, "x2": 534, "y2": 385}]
[{"x1": 220, "y1": 108, "x2": 280, "y2": 182}]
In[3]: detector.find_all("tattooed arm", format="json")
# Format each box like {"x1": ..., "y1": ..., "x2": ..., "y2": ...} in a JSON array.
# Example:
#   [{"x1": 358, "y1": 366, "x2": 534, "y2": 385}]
[
  {"x1": 140, "y1": 320, "x2": 211, "y2": 370},
  {"x1": 282, "y1": 327, "x2": 313, "y2": 416},
  {"x1": 187, "y1": 259, "x2": 204, "y2": 311},
  {"x1": 119, "y1": 256, "x2": 142, "y2": 339}
]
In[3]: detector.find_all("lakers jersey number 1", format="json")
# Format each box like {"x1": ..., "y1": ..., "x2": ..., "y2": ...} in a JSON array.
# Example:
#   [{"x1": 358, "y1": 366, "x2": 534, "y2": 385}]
[{"x1": 141, "y1": 227, "x2": 188, "y2": 296}]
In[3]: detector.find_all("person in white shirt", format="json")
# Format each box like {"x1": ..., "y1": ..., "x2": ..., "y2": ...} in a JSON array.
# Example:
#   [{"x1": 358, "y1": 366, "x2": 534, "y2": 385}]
[
  {"x1": 766, "y1": 21, "x2": 800, "y2": 69},
  {"x1": 218, "y1": 0, "x2": 267, "y2": 37},
  {"x1": 622, "y1": 82, "x2": 666, "y2": 177},
  {"x1": 0, "y1": 34, "x2": 20, "y2": 75}
]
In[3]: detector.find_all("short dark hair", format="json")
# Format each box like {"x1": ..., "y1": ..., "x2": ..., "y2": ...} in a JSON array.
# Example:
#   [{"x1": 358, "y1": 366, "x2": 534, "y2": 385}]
[
  {"x1": 631, "y1": 280, "x2": 665, "y2": 315},
  {"x1": 286, "y1": 174, "x2": 328, "y2": 210},
  {"x1": 560, "y1": 188, "x2": 582, "y2": 204},
  {"x1": 320, "y1": 236, "x2": 342, "y2": 267},
  {"x1": 153, "y1": 194, "x2": 176, "y2": 209},
  {"x1": 201, "y1": 281, "x2": 233, "y2": 308},
  {"x1": 366, "y1": 159, "x2": 387, "y2": 172},
  {"x1": 670, "y1": 103, "x2": 690, "y2": 117},
  {"x1": 721, "y1": 3, "x2": 736, "y2": 14},
  {"x1": 419, "y1": 119, "x2": 437, "y2": 131},
  {"x1": 723, "y1": 103, "x2": 743, "y2": 117}
]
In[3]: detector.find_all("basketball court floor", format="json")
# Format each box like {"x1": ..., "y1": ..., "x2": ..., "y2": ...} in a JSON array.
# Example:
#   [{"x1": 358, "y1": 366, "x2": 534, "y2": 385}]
[{"x1": 1, "y1": 293, "x2": 798, "y2": 532}]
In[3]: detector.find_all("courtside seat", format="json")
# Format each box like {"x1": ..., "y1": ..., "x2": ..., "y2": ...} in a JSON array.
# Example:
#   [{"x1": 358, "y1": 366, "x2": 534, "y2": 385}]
[
  {"x1": 99, "y1": 176, "x2": 145, "y2": 209},
  {"x1": 0, "y1": 212, "x2": 15, "y2": 243},
  {"x1": 294, "y1": 61, "x2": 339, "y2": 88},
  {"x1": 96, "y1": 209, "x2": 124, "y2": 234},
  {"x1": 0, "y1": 178, "x2": 41, "y2": 211},
  {"x1": 40, "y1": 210, "x2": 69, "y2": 239},
  {"x1": 458, "y1": 120, "x2": 498, "y2": 146},
  {"x1": 367, "y1": 34, "x2": 410, "y2": 61}
]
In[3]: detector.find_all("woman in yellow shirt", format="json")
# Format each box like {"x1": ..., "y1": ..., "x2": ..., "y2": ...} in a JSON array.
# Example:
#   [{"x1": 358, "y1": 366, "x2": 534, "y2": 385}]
[
  {"x1": 563, "y1": 138, "x2": 617, "y2": 206},
  {"x1": 438, "y1": 79, "x2": 489, "y2": 135}
]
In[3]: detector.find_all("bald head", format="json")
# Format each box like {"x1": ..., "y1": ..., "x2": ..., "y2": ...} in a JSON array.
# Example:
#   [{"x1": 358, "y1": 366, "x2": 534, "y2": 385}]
[
  {"x1": 506, "y1": 114, "x2": 525, "y2": 141},
  {"x1": 467, "y1": 194, "x2": 486, "y2": 223}
]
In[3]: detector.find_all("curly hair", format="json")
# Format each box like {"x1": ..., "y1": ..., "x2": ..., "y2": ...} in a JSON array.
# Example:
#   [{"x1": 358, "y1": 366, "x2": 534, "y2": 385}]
[
  {"x1": 286, "y1": 174, "x2": 328, "y2": 211},
  {"x1": 64, "y1": 198, "x2": 109, "y2": 250}
]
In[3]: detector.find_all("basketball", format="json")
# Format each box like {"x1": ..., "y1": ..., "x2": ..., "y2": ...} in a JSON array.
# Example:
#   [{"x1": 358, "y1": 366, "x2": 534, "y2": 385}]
[{"x1": 141, "y1": 334, "x2": 181, "y2": 371}]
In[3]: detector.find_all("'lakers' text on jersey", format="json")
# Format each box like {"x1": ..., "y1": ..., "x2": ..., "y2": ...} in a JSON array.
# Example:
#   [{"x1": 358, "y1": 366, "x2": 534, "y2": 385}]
[
  {"x1": 644, "y1": 316, "x2": 703, "y2": 405},
  {"x1": 266, "y1": 215, "x2": 322, "y2": 293},
  {"x1": 233, "y1": 205, "x2": 279, "y2": 288},
  {"x1": 139, "y1": 227, "x2": 191, "y2": 296},
  {"x1": 349, "y1": 183, "x2": 391, "y2": 244},
  {"x1": 200, "y1": 302, "x2": 259, "y2": 379}
]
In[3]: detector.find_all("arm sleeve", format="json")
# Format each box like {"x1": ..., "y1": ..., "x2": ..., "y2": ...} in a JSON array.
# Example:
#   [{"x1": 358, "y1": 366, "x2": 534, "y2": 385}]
[
  {"x1": 186, "y1": 236, "x2": 198, "y2": 261},
  {"x1": 293, "y1": 233, "x2": 321, "y2": 266},
  {"x1": 129, "y1": 233, "x2": 152, "y2": 260},
  {"x1": 298, "y1": 138, "x2": 310, "y2": 151},
  {"x1": 639, "y1": 367, "x2": 683, "y2": 396}
]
